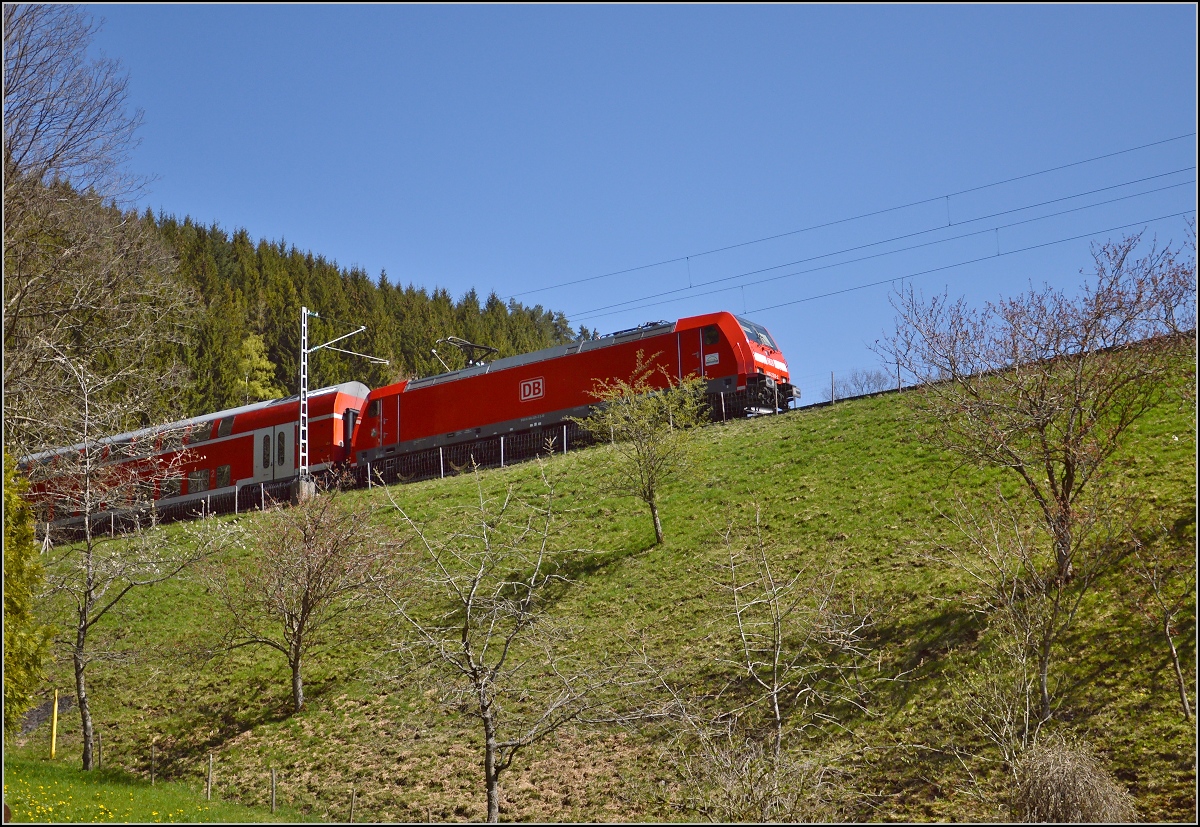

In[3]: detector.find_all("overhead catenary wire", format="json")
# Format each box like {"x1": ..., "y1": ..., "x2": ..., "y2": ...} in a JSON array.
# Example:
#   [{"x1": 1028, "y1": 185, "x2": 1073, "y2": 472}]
[
  {"x1": 571, "y1": 210, "x2": 1195, "y2": 322},
  {"x1": 505, "y1": 132, "x2": 1196, "y2": 301},
  {"x1": 569, "y1": 179, "x2": 1196, "y2": 321},
  {"x1": 570, "y1": 171, "x2": 1194, "y2": 319},
  {"x1": 748, "y1": 209, "x2": 1197, "y2": 314}
]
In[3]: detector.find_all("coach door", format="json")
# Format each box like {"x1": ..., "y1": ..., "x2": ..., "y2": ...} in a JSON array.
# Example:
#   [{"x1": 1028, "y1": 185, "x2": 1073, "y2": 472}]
[
  {"x1": 271, "y1": 425, "x2": 293, "y2": 480},
  {"x1": 251, "y1": 425, "x2": 294, "y2": 484}
]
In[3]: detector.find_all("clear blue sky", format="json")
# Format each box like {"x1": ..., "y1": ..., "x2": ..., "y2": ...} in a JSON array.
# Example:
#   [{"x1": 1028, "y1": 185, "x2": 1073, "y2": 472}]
[{"x1": 87, "y1": 3, "x2": 1197, "y2": 402}]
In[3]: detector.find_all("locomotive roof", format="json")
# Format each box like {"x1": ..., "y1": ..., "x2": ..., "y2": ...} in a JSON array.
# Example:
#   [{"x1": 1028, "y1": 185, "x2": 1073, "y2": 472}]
[
  {"x1": 405, "y1": 320, "x2": 678, "y2": 391},
  {"x1": 19, "y1": 381, "x2": 370, "y2": 464}
]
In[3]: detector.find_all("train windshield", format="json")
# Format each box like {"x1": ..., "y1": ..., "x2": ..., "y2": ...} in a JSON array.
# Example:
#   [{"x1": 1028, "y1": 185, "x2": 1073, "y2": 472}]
[{"x1": 736, "y1": 316, "x2": 779, "y2": 350}]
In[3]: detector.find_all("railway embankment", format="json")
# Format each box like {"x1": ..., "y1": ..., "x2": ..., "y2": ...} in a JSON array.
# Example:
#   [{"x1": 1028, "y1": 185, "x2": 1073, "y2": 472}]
[{"x1": 7, "y1": 352, "x2": 1195, "y2": 822}]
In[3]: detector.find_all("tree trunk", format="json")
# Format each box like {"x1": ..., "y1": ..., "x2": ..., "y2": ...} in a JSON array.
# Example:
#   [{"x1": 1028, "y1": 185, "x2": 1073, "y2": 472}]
[
  {"x1": 1166, "y1": 618, "x2": 1192, "y2": 721},
  {"x1": 770, "y1": 691, "x2": 783, "y2": 761},
  {"x1": 1037, "y1": 632, "x2": 1053, "y2": 723},
  {"x1": 1050, "y1": 510, "x2": 1074, "y2": 584},
  {"x1": 74, "y1": 629, "x2": 94, "y2": 770},
  {"x1": 291, "y1": 652, "x2": 304, "y2": 712},
  {"x1": 483, "y1": 709, "x2": 500, "y2": 823},
  {"x1": 649, "y1": 499, "x2": 664, "y2": 545}
]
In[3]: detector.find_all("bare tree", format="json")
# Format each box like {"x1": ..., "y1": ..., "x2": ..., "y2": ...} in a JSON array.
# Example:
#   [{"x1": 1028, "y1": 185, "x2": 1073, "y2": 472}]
[
  {"x1": 574, "y1": 351, "x2": 708, "y2": 545},
  {"x1": 3, "y1": 4, "x2": 143, "y2": 195},
  {"x1": 821, "y1": 367, "x2": 893, "y2": 402},
  {"x1": 378, "y1": 466, "x2": 629, "y2": 823},
  {"x1": 654, "y1": 512, "x2": 875, "y2": 822},
  {"x1": 715, "y1": 511, "x2": 874, "y2": 761},
  {"x1": 21, "y1": 353, "x2": 206, "y2": 775},
  {"x1": 4, "y1": 4, "x2": 190, "y2": 457},
  {"x1": 41, "y1": 508, "x2": 233, "y2": 770},
  {"x1": 878, "y1": 230, "x2": 1195, "y2": 584},
  {"x1": 938, "y1": 487, "x2": 1135, "y2": 731},
  {"x1": 3, "y1": 4, "x2": 201, "y2": 772},
  {"x1": 205, "y1": 479, "x2": 394, "y2": 713}
]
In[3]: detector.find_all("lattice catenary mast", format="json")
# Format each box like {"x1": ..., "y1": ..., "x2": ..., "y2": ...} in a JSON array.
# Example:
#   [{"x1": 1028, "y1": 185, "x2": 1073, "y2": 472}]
[{"x1": 300, "y1": 306, "x2": 388, "y2": 481}]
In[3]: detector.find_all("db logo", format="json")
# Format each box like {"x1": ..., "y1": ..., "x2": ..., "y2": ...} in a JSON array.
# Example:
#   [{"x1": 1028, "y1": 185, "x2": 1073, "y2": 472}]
[{"x1": 520, "y1": 377, "x2": 544, "y2": 402}]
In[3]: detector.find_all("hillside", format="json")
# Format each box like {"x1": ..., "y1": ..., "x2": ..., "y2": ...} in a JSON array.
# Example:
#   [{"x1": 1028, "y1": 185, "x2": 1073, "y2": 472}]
[{"x1": 7, "y1": 364, "x2": 1195, "y2": 823}]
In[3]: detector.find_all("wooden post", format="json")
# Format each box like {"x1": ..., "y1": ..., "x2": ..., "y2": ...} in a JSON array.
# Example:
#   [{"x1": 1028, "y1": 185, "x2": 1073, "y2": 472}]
[
  {"x1": 500, "y1": 435, "x2": 505, "y2": 467},
  {"x1": 151, "y1": 743, "x2": 156, "y2": 785},
  {"x1": 50, "y1": 689, "x2": 58, "y2": 759},
  {"x1": 96, "y1": 729, "x2": 102, "y2": 769},
  {"x1": 271, "y1": 768, "x2": 277, "y2": 813},
  {"x1": 562, "y1": 424, "x2": 567, "y2": 454},
  {"x1": 439, "y1": 447, "x2": 444, "y2": 479},
  {"x1": 897, "y1": 361, "x2": 902, "y2": 392},
  {"x1": 350, "y1": 787, "x2": 356, "y2": 823},
  {"x1": 207, "y1": 753, "x2": 213, "y2": 800},
  {"x1": 831, "y1": 371, "x2": 835, "y2": 403}
]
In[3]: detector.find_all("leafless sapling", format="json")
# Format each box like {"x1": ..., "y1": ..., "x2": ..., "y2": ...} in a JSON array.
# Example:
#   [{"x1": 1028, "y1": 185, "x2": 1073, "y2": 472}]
[
  {"x1": 654, "y1": 511, "x2": 876, "y2": 822},
  {"x1": 377, "y1": 465, "x2": 630, "y2": 823},
  {"x1": 205, "y1": 477, "x2": 394, "y2": 713}
]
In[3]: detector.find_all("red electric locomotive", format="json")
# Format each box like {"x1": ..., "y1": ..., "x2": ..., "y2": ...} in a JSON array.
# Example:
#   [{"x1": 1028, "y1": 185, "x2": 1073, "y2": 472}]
[
  {"x1": 23, "y1": 381, "x2": 369, "y2": 531},
  {"x1": 352, "y1": 311, "x2": 797, "y2": 483}
]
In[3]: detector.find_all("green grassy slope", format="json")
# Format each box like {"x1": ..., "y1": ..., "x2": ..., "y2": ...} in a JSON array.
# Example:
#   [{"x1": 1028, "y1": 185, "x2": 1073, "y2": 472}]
[{"x1": 8, "y1": 370, "x2": 1195, "y2": 822}]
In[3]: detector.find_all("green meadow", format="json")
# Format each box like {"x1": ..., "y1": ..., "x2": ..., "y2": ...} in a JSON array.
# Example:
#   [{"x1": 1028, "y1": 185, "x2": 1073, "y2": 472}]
[{"x1": 6, "y1": 362, "x2": 1195, "y2": 822}]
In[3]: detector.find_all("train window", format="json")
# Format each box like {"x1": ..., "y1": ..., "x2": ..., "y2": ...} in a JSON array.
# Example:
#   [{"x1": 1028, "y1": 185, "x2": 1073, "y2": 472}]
[
  {"x1": 703, "y1": 325, "x2": 721, "y2": 346},
  {"x1": 217, "y1": 416, "x2": 235, "y2": 438},
  {"x1": 187, "y1": 469, "x2": 210, "y2": 494},
  {"x1": 736, "y1": 316, "x2": 779, "y2": 350},
  {"x1": 161, "y1": 476, "x2": 182, "y2": 499},
  {"x1": 216, "y1": 465, "x2": 231, "y2": 488},
  {"x1": 368, "y1": 399, "x2": 381, "y2": 418},
  {"x1": 344, "y1": 409, "x2": 358, "y2": 445},
  {"x1": 188, "y1": 422, "x2": 212, "y2": 444},
  {"x1": 262, "y1": 435, "x2": 271, "y2": 469},
  {"x1": 277, "y1": 432, "x2": 285, "y2": 467}
]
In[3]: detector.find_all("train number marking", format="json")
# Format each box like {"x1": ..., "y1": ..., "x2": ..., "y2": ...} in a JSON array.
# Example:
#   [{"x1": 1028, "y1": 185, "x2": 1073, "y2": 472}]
[{"x1": 520, "y1": 377, "x2": 545, "y2": 402}]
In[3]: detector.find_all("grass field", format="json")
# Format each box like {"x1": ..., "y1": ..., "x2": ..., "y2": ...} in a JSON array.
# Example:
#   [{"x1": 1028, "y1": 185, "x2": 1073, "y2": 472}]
[
  {"x1": 6, "y1": 361, "x2": 1195, "y2": 822},
  {"x1": 2, "y1": 754, "x2": 314, "y2": 823}
]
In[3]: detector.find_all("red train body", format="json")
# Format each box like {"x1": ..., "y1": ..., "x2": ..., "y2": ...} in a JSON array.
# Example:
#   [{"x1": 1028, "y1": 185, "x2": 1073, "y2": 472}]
[
  {"x1": 21, "y1": 312, "x2": 796, "y2": 529},
  {"x1": 23, "y1": 382, "x2": 369, "y2": 528},
  {"x1": 353, "y1": 312, "x2": 797, "y2": 482}
]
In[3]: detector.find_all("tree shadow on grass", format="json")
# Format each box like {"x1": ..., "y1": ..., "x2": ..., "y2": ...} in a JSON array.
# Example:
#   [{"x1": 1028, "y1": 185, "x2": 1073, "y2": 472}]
[
  {"x1": 122, "y1": 653, "x2": 362, "y2": 784},
  {"x1": 871, "y1": 600, "x2": 985, "y2": 705}
]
